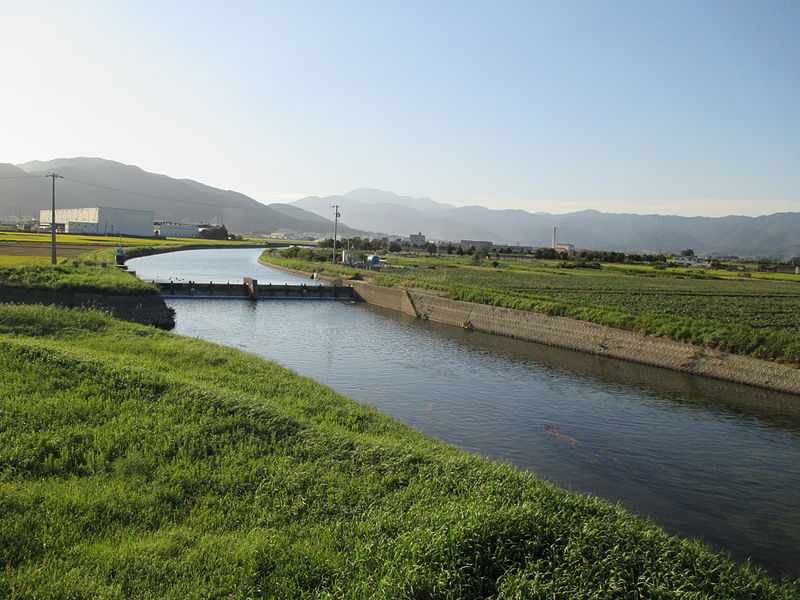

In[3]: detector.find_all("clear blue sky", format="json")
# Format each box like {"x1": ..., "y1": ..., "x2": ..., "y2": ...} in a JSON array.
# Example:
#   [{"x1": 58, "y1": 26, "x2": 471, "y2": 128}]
[{"x1": 3, "y1": 0, "x2": 798, "y2": 216}]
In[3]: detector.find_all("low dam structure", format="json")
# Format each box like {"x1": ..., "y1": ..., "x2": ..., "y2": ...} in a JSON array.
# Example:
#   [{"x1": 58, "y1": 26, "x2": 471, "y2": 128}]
[{"x1": 153, "y1": 280, "x2": 355, "y2": 300}]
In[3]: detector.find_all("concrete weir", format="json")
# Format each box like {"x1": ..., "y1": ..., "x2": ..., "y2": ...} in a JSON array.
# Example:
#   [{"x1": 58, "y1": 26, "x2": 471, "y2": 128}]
[{"x1": 154, "y1": 280, "x2": 355, "y2": 300}]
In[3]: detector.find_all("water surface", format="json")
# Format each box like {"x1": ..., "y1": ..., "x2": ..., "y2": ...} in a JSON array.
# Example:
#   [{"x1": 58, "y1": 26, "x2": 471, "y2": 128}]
[{"x1": 129, "y1": 249, "x2": 800, "y2": 578}]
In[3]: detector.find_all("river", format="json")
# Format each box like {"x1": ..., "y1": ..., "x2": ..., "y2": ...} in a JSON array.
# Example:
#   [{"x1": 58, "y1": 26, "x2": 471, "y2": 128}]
[{"x1": 128, "y1": 248, "x2": 800, "y2": 578}]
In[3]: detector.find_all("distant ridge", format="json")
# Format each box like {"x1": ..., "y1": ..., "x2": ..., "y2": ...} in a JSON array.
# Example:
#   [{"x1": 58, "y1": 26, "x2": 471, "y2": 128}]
[
  {"x1": 293, "y1": 189, "x2": 800, "y2": 258},
  {"x1": 0, "y1": 158, "x2": 365, "y2": 237},
  {"x1": 3, "y1": 159, "x2": 797, "y2": 257}
]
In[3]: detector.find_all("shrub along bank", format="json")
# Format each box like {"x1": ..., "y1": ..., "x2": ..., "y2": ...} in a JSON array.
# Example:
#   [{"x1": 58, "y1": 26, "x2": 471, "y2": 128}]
[{"x1": 0, "y1": 304, "x2": 796, "y2": 599}]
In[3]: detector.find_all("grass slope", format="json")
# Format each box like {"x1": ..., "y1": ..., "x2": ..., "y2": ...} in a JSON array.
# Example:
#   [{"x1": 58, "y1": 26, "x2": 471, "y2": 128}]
[
  {"x1": 0, "y1": 264, "x2": 158, "y2": 296},
  {"x1": 0, "y1": 305, "x2": 795, "y2": 599}
]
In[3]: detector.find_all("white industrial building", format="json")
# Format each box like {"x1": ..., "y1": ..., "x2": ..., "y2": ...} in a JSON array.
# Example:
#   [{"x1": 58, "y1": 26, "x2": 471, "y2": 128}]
[
  {"x1": 460, "y1": 239, "x2": 494, "y2": 252},
  {"x1": 39, "y1": 207, "x2": 155, "y2": 237},
  {"x1": 551, "y1": 227, "x2": 574, "y2": 252},
  {"x1": 154, "y1": 221, "x2": 201, "y2": 238}
]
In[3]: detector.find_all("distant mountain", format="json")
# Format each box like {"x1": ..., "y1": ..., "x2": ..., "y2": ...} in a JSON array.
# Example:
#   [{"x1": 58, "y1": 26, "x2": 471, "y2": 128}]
[
  {"x1": 4, "y1": 161, "x2": 797, "y2": 257},
  {"x1": 292, "y1": 189, "x2": 800, "y2": 258},
  {"x1": 342, "y1": 188, "x2": 454, "y2": 212},
  {"x1": 0, "y1": 158, "x2": 364, "y2": 237}
]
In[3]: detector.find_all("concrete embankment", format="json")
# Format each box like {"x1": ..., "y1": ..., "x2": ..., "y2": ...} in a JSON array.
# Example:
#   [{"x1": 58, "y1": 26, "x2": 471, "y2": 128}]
[
  {"x1": 0, "y1": 287, "x2": 175, "y2": 329},
  {"x1": 259, "y1": 259, "x2": 800, "y2": 394}
]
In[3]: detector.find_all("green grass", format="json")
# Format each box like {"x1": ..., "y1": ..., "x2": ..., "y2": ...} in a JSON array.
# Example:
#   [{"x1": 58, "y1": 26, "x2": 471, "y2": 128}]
[
  {"x1": 261, "y1": 252, "x2": 800, "y2": 365},
  {"x1": 0, "y1": 263, "x2": 158, "y2": 296},
  {"x1": 0, "y1": 231, "x2": 268, "y2": 247},
  {"x1": 0, "y1": 304, "x2": 795, "y2": 599},
  {"x1": 0, "y1": 255, "x2": 70, "y2": 266}
]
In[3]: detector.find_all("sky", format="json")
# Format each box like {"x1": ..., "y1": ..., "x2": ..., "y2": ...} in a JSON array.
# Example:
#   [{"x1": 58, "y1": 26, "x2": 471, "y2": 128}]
[{"x1": 2, "y1": 0, "x2": 798, "y2": 217}]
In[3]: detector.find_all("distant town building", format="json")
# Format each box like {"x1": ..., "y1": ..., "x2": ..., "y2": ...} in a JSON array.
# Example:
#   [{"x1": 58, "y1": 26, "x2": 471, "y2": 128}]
[
  {"x1": 495, "y1": 245, "x2": 533, "y2": 253},
  {"x1": 154, "y1": 221, "x2": 201, "y2": 238},
  {"x1": 38, "y1": 207, "x2": 155, "y2": 237},
  {"x1": 410, "y1": 232, "x2": 426, "y2": 246},
  {"x1": 460, "y1": 240, "x2": 494, "y2": 252},
  {"x1": 551, "y1": 226, "x2": 574, "y2": 252},
  {"x1": 669, "y1": 256, "x2": 711, "y2": 268},
  {"x1": 0, "y1": 214, "x2": 36, "y2": 227}
]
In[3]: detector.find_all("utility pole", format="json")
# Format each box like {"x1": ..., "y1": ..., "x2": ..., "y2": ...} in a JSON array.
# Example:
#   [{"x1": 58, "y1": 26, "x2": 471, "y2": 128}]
[
  {"x1": 45, "y1": 173, "x2": 63, "y2": 264},
  {"x1": 331, "y1": 204, "x2": 340, "y2": 263}
]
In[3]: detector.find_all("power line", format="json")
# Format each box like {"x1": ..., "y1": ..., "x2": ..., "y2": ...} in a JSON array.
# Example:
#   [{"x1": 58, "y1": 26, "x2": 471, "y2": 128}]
[{"x1": 0, "y1": 175, "x2": 46, "y2": 179}]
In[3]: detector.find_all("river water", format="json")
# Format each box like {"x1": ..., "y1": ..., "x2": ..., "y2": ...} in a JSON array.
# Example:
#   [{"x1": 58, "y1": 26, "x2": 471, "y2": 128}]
[{"x1": 128, "y1": 248, "x2": 800, "y2": 578}]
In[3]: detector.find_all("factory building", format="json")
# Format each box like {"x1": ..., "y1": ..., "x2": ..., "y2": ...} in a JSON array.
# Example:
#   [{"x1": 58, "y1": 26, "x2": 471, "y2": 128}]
[
  {"x1": 409, "y1": 232, "x2": 426, "y2": 246},
  {"x1": 154, "y1": 221, "x2": 201, "y2": 238},
  {"x1": 460, "y1": 240, "x2": 494, "y2": 252},
  {"x1": 39, "y1": 207, "x2": 155, "y2": 237},
  {"x1": 551, "y1": 227, "x2": 574, "y2": 252}
]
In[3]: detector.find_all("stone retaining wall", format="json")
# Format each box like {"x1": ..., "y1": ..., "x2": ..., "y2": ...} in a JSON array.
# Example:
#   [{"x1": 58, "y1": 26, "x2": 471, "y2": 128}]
[
  {"x1": 256, "y1": 261, "x2": 800, "y2": 394},
  {"x1": 349, "y1": 281, "x2": 417, "y2": 316},
  {"x1": 409, "y1": 292, "x2": 800, "y2": 394},
  {"x1": 0, "y1": 287, "x2": 175, "y2": 329},
  {"x1": 257, "y1": 258, "x2": 319, "y2": 281}
]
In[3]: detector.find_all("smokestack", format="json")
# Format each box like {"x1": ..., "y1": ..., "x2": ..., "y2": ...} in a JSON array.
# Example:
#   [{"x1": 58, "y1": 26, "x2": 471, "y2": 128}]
[{"x1": 552, "y1": 226, "x2": 556, "y2": 249}]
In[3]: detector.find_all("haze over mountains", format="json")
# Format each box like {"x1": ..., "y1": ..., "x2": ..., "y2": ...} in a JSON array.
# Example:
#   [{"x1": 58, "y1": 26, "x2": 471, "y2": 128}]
[
  {"x1": 293, "y1": 190, "x2": 800, "y2": 259},
  {"x1": 1, "y1": 158, "x2": 798, "y2": 258},
  {"x1": 0, "y1": 158, "x2": 361, "y2": 238}
]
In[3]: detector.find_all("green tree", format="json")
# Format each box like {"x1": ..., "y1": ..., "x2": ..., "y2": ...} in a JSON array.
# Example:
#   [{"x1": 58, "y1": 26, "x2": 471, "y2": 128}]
[
  {"x1": 388, "y1": 241, "x2": 402, "y2": 253},
  {"x1": 426, "y1": 242, "x2": 438, "y2": 255}
]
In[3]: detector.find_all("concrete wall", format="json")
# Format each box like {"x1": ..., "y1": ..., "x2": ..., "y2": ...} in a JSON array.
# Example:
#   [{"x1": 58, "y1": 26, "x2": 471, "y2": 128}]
[
  {"x1": 39, "y1": 206, "x2": 155, "y2": 237},
  {"x1": 0, "y1": 287, "x2": 174, "y2": 329},
  {"x1": 255, "y1": 260, "x2": 800, "y2": 394},
  {"x1": 156, "y1": 223, "x2": 201, "y2": 238},
  {"x1": 407, "y1": 292, "x2": 800, "y2": 394},
  {"x1": 40, "y1": 207, "x2": 99, "y2": 225},
  {"x1": 97, "y1": 207, "x2": 154, "y2": 237},
  {"x1": 349, "y1": 281, "x2": 417, "y2": 316},
  {"x1": 66, "y1": 221, "x2": 99, "y2": 234}
]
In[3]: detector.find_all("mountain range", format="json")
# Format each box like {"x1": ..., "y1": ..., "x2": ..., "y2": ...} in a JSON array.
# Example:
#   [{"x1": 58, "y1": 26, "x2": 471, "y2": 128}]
[
  {"x1": 294, "y1": 191, "x2": 800, "y2": 258},
  {"x1": 1, "y1": 158, "x2": 797, "y2": 258},
  {"x1": 0, "y1": 158, "x2": 360, "y2": 238}
]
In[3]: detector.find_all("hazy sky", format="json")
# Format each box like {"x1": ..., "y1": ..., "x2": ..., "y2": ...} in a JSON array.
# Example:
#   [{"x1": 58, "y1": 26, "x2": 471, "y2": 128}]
[{"x1": 3, "y1": 1, "x2": 798, "y2": 216}]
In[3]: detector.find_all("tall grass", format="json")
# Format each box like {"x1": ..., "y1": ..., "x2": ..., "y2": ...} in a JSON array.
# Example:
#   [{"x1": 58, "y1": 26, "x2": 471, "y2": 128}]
[
  {"x1": 0, "y1": 304, "x2": 796, "y2": 598},
  {"x1": 0, "y1": 263, "x2": 158, "y2": 296}
]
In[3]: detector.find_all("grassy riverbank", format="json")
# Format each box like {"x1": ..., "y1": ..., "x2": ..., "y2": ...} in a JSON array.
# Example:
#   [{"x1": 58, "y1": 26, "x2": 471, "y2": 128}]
[
  {"x1": 0, "y1": 263, "x2": 158, "y2": 296},
  {"x1": 262, "y1": 252, "x2": 800, "y2": 365},
  {"x1": 0, "y1": 304, "x2": 796, "y2": 598},
  {"x1": 0, "y1": 231, "x2": 289, "y2": 266}
]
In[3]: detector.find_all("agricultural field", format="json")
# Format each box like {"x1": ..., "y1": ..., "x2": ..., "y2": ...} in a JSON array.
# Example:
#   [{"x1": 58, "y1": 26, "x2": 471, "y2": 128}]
[
  {"x1": 0, "y1": 303, "x2": 794, "y2": 598},
  {"x1": 262, "y1": 252, "x2": 800, "y2": 365},
  {"x1": 0, "y1": 231, "x2": 290, "y2": 266},
  {"x1": 378, "y1": 258, "x2": 800, "y2": 333}
]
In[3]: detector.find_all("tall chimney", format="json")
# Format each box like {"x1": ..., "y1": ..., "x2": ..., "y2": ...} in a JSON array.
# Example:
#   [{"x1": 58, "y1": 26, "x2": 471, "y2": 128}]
[{"x1": 552, "y1": 226, "x2": 556, "y2": 249}]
